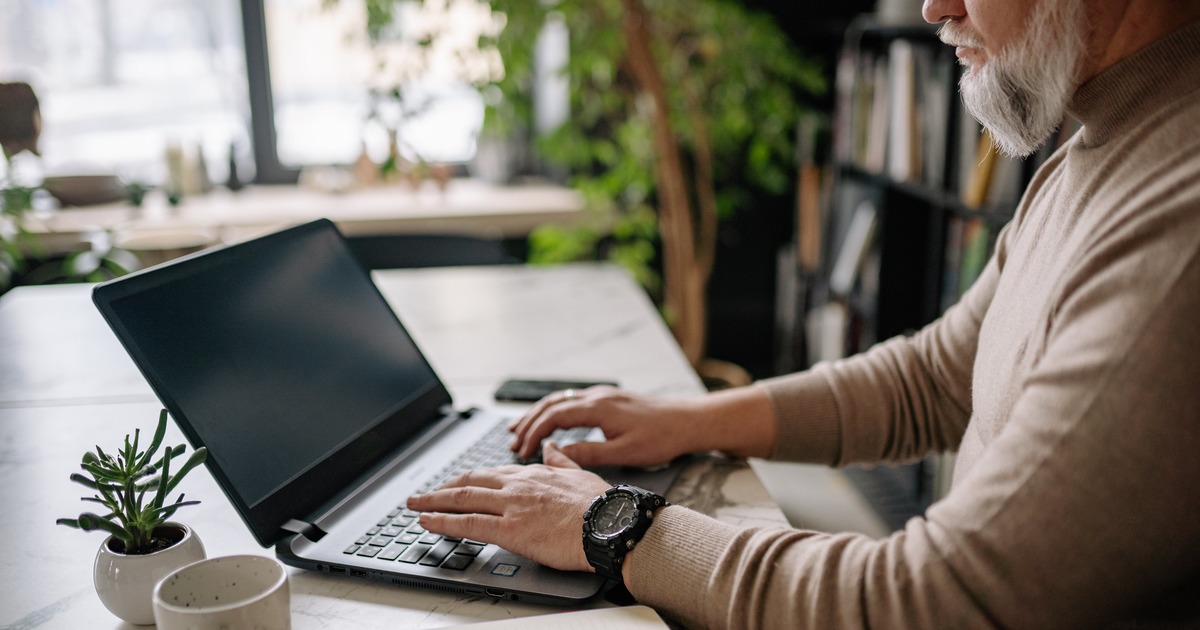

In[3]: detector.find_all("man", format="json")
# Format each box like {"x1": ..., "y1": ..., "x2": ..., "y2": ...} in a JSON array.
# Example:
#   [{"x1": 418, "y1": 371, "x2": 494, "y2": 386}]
[{"x1": 408, "y1": 0, "x2": 1200, "y2": 626}]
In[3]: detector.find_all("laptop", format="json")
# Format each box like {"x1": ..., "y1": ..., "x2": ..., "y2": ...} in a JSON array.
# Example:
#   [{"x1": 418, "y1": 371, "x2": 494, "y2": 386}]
[{"x1": 91, "y1": 218, "x2": 682, "y2": 606}]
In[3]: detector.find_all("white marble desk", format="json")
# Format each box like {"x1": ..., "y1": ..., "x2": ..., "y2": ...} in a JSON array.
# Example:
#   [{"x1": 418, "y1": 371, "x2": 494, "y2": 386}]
[{"x1": 0, "y1": 263, "x2": 789, "y2": 629}]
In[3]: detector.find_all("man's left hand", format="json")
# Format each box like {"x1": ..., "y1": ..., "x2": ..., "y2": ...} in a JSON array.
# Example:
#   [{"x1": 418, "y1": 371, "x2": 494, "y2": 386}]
[{"x1": 406, "y1": 442, "x2": 610, "y2": 572}]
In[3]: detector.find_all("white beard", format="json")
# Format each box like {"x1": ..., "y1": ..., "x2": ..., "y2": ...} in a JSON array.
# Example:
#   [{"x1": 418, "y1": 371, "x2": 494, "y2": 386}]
[{"x1": 941, "y1": 0, "x2": 1087, "y2": 157}]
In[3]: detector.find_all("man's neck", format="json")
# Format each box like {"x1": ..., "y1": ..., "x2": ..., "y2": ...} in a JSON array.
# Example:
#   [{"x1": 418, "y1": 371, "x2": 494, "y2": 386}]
[{"x1": 1083, "y1": 1, "x2": 1200, "y2": 81}]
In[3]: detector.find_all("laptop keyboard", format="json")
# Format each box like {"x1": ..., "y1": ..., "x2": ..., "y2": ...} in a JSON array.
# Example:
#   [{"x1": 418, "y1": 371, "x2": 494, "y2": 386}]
[{"x1": 342, "y1": 421, "x2": 592, "y2": 570}]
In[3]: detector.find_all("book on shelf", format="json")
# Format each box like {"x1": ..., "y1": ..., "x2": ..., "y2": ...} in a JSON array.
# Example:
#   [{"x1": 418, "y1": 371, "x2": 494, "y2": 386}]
[
  {"x1": 952, "y1": 96, "x2": 984, "y2": 199},
  {"x1": 885, "y1": 39, "x2": 919, "y2": 182},
  {"x1": 829, "y1": 199, "x2": 879, "y2": 297},
  {"x1": 865, "y1": 56, "x2": 891, "y2": 173},
  {"x1": 956, "y1": 217, "x2": 991, "y2": 298},
  {"x1": 806, "y1": 301, "x2": 850, "y2": 364},
  {"x1": 940, "y1": 216, "x2": 965, "y2": 311},
  {"x1": 961, "y1": 129, "x2": 998, "y2": 209},
  {"x1": 986, "y1": 150, "x2": 1025, "y2": 209},
  {"x1": 833, "y1": 46, "x2": 857, "y2": 165},
  {"x1": 850, "y1": 53, "x2": 876, "y2": 168},
  {"x1": 917, "y1": 48, "x2": 954, "y2": 189},
  {"x1": 940, "y1": 214, "x2": 992, "y2": 308},
  {"x1": 796, "y1": 112, "x2": 826, "y2": 273}
]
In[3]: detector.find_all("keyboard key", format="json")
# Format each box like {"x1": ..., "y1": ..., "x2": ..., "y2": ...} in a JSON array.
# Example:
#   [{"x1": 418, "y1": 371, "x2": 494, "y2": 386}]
[
  {"x1": 407, "y1": 523, "x2": 427, "y2": 535},
  {"x1": 378, "y1": 545, "x2": 406, "y2": 561},
  {"x1": 397, "y1": 533, "x2": 420, "y2": 545},
  {"x1": 344, "y1": 544, "x2": 362, "y2": 555},
  {"x1": 357, "y1": 546, "x2": 381, "y2": 558},
  {"x1": 376, "y1": 517, "x2": 392, "y2": 527},
  {"x1": 398, "y1": 544, "x2": 431, "y2": 564},
  {"x1": 419, "y1": 533, "x2": 442, "y2": 545},
  {"x1": 441, "y1": 554, "x2": 473, "y2": 571},
  {"x1": 419, "y1": 540, "x2": 459, "y2": 567},
  {"x1": 381, "y1": 526, "x2": 403, "y2": 537},
  {"x1": 391, "y1": 516, "x2": 414, "y2": 527},
  {"x1": 369, "y1": 536, "x2": 390, "y2": 547},
  {"x1": 355, "y1": 536, "x2": 371, "y2": 546},
  {"x1": 452, "y1": 543, "x2": 482, "y2": 557},
  {"x1": 367, "y1": 526, "x2": 381, "y2": 535}
]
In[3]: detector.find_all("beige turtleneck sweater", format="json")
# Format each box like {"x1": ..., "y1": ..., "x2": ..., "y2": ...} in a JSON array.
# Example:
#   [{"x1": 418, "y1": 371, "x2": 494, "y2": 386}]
[{"x1": 627, "y1": 21, "x2": 1200, "y2": 629}]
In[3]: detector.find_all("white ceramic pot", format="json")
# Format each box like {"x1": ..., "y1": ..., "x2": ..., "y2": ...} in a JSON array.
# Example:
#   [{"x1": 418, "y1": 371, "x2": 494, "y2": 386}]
[{"x1": 93, "y1": 522, "x2": 206, "y2": 625}]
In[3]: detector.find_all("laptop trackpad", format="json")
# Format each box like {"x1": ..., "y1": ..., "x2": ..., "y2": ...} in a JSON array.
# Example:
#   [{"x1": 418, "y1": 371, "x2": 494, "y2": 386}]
[{"x1": 481, "y1": 550, "x2": 603, "y2": 600}]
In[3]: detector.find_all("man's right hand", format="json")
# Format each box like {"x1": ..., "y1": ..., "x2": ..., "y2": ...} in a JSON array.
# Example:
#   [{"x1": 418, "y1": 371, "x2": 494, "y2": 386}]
[{"x1": 507, "y1": 384, "x2": 778, "y2": 468}]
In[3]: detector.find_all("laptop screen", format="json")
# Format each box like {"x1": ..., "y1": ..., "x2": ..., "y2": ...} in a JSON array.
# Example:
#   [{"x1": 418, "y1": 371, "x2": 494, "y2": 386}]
[{"x1": 94, "y1": 220, "x2": 451, "y2": 542}]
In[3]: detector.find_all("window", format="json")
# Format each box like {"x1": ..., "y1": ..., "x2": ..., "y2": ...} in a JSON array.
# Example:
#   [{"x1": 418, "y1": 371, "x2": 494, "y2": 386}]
[
  {"x1": 0, "y1": 0, "x2": 498, "y2": 186},
  {"x1": 0, "y1": 0, "x2": 249, "y2": 184}
]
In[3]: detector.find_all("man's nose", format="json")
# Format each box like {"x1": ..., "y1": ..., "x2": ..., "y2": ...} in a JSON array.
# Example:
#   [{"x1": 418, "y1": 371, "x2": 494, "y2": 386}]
[{"x1": 923, "y1": 0, "x2": 967, "y2": 24}]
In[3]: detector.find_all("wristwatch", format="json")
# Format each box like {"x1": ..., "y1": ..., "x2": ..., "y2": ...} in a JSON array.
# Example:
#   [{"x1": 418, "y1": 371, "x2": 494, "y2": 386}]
[{"x1": 582, "y1": 484, "x2": 669, "y2": 585}]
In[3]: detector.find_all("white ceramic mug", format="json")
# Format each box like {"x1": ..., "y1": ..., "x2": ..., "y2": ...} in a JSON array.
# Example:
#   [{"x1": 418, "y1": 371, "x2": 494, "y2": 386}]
[{"x1": 153, "y1": 554, "x2": 290, "y2": 629}]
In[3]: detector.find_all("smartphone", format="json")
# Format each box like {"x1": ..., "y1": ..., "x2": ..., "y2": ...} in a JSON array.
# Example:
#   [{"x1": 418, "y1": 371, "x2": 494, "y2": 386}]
[{"x1": 493, "y1": 378, "x2": 618, "y2": 402}]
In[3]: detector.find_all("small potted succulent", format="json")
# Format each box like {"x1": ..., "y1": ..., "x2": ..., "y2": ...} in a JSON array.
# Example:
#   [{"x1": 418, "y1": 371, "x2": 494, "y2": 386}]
[{"x1": 57, "y1": 409, "x2": 209, "y2": 625}]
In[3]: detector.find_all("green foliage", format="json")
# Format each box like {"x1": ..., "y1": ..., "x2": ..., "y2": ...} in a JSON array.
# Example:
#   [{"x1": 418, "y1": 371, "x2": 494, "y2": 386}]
[
  {"x1": 0, "y1": 164, "x2": 34, "y2": 290},
  {"x1": 57, "y1": 409, "x2": 207, "y2": 555},
  {"x1": 484, "y1": 0, "x2": 827, "y2": 288}
]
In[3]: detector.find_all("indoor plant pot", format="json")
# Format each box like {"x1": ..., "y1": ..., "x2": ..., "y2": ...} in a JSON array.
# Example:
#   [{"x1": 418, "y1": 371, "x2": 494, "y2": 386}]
[
  {"x1": 58, "y1": 409, "x2": 208, "y2": 625},
  {"x1": 93, "y1": 521, "x2": 206, "y2": 625}
]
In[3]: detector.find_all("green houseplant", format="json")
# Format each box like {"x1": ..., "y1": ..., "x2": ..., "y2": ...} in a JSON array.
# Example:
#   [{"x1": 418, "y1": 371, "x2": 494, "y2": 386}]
[
  {"x1": 1, "y1": 81, "x2": 137, "y2": 293},
  {"x1": 57, "y1": 409, "x2": 209, "y2": 624},
  {"x1": 340, "y1": 0, "x2": 826, "y2": 374}
]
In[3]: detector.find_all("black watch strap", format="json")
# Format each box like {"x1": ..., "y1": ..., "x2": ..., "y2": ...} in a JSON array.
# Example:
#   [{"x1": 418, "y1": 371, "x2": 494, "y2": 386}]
[{"x1": 582, "y1": 485, "x2": 669, "y2": 585}]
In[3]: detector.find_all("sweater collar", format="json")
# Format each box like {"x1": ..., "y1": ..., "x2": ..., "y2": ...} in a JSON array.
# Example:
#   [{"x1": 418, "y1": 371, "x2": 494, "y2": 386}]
[{"x1": 1067, "y1": 20, "x2": 1200, "y2": 147}]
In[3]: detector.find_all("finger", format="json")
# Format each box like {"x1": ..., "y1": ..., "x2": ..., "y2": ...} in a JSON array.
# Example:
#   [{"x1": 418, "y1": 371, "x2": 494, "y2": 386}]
[
  {"x1": 507, "y1": 390, "x2": 566, "y2": 441},
  {"x1": 508, "y1": 386, "x2": 583, "y2": 440},
  {"x1": 515, "y1": 402, "x2": 601, "y2": 459},
  {"x1": 508, "y1": 394, "x2": 552, "y2": 432},
  {"x1": 406, "y1": 485, "x2": 508, "y2": 515},
  {"x1": 541, "y1": 441, "x2": 581, "y2": 470},
  {"x1": 418, "y1": 511, "x2": 503, "y2": 543},
  {"x1": 436, "y1": 467, "x2": 515, "y2": 491},
  {"x1": 559, "y1": 438, "x2": 632, "y2": 468}
]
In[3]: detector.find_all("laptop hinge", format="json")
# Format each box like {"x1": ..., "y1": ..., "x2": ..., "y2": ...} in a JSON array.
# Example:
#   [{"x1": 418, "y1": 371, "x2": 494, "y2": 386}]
[
  {"x1": 282, "y1": 518, "x2": 327, "y2": 542},
  {"x1": 443, "y1": 404, "x2": 478, "y2": 420}
]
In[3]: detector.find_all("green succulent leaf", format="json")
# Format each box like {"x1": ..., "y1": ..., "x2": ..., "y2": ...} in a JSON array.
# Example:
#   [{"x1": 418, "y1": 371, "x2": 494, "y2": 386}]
[
  {"x1": 67, "y1": 472, "x2": 98, "y2": 488},
  {"x1": 75, "y1": 512, "x2": 131, "y2": 542},
  {"x1": 136, "y1": 409, "x2": 169, "y2": 470},
  {"x1": 59, "y1": 409, "x2": 205, "y2": 554},
  {"x1": 162, "y1": 448, "x2": 207, "y2": 497}
]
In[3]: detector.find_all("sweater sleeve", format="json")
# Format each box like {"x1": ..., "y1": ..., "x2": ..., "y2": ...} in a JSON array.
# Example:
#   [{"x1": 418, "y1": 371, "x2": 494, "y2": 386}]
[
  {"x1": 628, "y1": 206, "x2": 1200, "y2": 628},
  {"x1": 758, "y1": 220, "x2": 1010, "y2": 466}
]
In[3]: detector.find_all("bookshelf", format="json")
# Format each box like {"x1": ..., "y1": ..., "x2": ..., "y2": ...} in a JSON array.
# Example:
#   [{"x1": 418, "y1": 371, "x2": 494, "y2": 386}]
[{"x1": 779, "y1": 18, "x2": 1073, "y2": 530}]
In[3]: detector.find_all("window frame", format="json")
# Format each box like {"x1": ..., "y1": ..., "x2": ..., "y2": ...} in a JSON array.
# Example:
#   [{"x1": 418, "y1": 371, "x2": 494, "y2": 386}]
[{"x1": 240, "y1": 0, "x2": 301, "y2": 184}]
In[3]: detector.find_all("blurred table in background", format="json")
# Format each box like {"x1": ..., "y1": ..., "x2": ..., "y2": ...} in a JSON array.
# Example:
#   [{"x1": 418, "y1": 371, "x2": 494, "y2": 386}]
[{"x1": 20, "y1": 179, "x2": 584, "y2": 267}]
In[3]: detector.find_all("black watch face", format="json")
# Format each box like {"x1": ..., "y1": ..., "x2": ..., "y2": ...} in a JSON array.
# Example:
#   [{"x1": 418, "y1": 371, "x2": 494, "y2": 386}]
[{"x1": 590, "y1": 494, "x2": 638, "y2": 537}]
